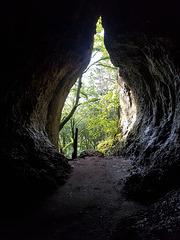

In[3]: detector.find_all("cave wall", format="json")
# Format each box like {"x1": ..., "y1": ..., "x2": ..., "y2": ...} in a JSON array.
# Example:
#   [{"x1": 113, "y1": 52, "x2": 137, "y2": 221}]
[
  {"x1": 0, "y1": 0, "x2": 99, "y2": 197},
  {"x1": 102, "y1": 0, "x2": 180, "y2": 196},
  {"x1": 117, "y1": 73, "x2": 137, "y2": 141},
  {"x1": 1, "y1": 0, "x2": 180, "y2": 200}
]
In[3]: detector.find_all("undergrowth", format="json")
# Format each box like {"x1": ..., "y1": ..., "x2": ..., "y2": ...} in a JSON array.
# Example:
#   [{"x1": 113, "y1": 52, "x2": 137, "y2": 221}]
[{"x1": 97, "y1": 133, "x2": 127, "y2": 155}]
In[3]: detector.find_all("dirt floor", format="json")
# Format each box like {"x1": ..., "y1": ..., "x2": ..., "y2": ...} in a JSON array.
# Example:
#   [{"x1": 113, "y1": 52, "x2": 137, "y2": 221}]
[{"x1": 0, "y1": 155, "x2": 147, "y2": 240}]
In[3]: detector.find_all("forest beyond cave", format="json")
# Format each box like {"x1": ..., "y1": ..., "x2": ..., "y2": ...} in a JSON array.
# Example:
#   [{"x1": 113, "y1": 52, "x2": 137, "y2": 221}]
[{"x1": 59, "y1": 18, "x2": 137, "y2": 158}]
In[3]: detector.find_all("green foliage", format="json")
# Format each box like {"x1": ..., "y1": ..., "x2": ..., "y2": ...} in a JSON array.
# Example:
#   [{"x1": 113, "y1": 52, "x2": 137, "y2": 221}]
[
  {"x1": 93, "y1": 17, "x2": 109, "y2": 57},
  {"x1": 97, "y1": 132, "x2": 125, "y2": 155},
  {"x1": 59, "y1": 17, "x2": 120, "y2": 158},
  {"x1": 87, "y1": 88, "x2": 119, "y2": 142},
  {"x1": 97, "y1": 138, "x2": 115, "y2": 154}
]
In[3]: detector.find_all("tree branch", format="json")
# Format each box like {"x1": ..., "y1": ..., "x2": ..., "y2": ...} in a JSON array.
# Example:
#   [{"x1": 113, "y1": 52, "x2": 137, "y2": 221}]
[
  {"x1": 83, "y1": 57, "x2": 109, "y2": 74},
  {"x1": 91, "y1": 50, "x2": 100, "y2": 59},
  {"x1": 59, "y1": 56, "x2": 112, "y2": 132},
  {"x1": 97, "y1": 63, "x2": 117, "y2": 69},
  {"x1": 59, "y1": 75, "x2": 82, "y2": 131}
]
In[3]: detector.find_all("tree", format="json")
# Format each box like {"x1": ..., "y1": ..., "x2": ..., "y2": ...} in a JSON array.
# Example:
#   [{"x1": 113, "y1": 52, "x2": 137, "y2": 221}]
[{"x1": 59, "y1": 17, "x2": 119, "y2": 157}]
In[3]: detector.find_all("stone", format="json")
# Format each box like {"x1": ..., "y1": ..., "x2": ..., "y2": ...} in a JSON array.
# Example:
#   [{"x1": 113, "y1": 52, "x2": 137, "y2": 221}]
[
  {"x1": 102, "y1": 0, "x2": 180, "y2": 198},
  {"x1": 0, "y1": 0, "x2": 100, "y2": 200},
  {"x1": 112, "y1": 190, "x2": 180, "y2": 240}
]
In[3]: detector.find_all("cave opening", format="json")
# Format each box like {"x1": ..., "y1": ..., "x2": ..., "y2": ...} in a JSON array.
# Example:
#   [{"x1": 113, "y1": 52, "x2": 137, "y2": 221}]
[
  {"x1": 59, "y1": 17, "x2": 137, "y2": 158},
  {"x1": 1, "y1": 1, "x2": 180, "y2": 239}
]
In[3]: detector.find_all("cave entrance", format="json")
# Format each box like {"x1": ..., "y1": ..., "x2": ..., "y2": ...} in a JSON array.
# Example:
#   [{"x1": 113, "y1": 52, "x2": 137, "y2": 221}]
[{"x1": 59, "y1": 17, "x2": 137, "y2": 158}]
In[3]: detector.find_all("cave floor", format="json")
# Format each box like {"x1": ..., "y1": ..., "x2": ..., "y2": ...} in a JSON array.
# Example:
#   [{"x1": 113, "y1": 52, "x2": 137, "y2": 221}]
[{"x1": 0, "y1": 156, "x2": 147, "y2": 240}]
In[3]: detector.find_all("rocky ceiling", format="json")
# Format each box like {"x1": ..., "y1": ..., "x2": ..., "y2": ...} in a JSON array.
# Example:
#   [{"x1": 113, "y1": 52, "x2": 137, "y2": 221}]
[{"x1": 0, "y1": 0, "x2": 180, "y2": 204}]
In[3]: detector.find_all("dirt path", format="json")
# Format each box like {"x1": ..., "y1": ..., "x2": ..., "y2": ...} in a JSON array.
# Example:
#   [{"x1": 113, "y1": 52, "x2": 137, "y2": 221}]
[{"x1": 0, "y1": 156, "x2": 147, "y2": 240}]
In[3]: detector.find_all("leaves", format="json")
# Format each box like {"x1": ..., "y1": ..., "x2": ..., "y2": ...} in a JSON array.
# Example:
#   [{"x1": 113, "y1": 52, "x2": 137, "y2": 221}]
[
  {"x1": 87, "y1": 88, "x2": 119, "y2": 140},
  {"x1": 59, "y1": 17, "x2": 119, "y2": 157}
]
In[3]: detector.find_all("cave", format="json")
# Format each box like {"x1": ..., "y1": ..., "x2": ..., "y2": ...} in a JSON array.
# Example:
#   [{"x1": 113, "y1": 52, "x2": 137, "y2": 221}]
[{"x1": 0, "y1": 0, "x2": 180, "y2": 239}]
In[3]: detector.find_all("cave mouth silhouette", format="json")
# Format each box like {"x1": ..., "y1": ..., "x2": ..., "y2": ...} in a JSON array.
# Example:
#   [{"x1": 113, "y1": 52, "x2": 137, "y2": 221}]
[
  {"x1": 0, "y1": 4, "x2": 180, "y2": 238},
  {"x1": 0, "y1": 1, "x2": 180, "y2": 239}
]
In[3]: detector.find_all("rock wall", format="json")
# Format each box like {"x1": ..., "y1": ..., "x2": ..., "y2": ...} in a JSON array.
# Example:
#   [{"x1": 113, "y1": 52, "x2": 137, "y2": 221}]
[
  {"x1": 117, "y1": 73, "x2": 137, "y2": 141},
  {"x1": 1, "y1": 0, "x2": 180, "y2": 203},
  {"x1": 0, "y1": 0, "x2": 99, "y2": 198},
  {"x1": 102, "y1": 0, "x2": 180, "y2": 197}
]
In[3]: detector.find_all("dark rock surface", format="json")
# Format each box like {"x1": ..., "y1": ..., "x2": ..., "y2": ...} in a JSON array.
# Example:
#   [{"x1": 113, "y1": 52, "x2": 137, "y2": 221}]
[
  {"x1": 0, "y1": 0, "x2": 99, "y2": 198},
  {"x1": 1, "y1": 130, "x2": 71, "y2": 203},
  {"x1": 112, "y1": 189, "x2": 180, "y2": 240},
  {"x1": 102, "y1": 0, "x2": 180, "y2": 198}
]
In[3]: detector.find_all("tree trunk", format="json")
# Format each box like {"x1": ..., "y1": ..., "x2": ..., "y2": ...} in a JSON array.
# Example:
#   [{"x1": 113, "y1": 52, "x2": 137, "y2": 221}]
[{"x1": 72, "y1": 128, "x2": 78, "y2": 159}]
